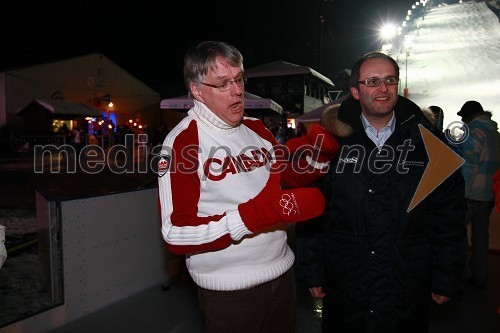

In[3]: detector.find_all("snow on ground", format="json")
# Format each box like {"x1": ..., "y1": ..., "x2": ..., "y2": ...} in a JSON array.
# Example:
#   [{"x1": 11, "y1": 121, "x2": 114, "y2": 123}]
[{"x1": 397, "y1": 1, "x2": 500, "y2": 127}]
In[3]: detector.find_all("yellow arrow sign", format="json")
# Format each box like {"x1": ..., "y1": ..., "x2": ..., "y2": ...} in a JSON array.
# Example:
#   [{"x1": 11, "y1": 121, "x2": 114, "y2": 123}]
[{"x1": 407, "y1": 124, "x2": 465, "y2": 212}]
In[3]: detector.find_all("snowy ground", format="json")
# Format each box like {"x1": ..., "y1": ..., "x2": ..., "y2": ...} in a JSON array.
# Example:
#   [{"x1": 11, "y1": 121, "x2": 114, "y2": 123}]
[
  {"x1": 399, "y1": 1, "x2": 500, "y2": 252},
  {"x1": 398, "y1": 1, "x2": 500, "y2": 127}
]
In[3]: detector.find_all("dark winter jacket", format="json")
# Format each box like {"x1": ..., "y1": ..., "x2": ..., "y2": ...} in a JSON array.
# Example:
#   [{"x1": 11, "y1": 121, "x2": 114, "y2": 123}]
[{"x1": 297, "y1": 96, "x2": 467, "y2": 333}]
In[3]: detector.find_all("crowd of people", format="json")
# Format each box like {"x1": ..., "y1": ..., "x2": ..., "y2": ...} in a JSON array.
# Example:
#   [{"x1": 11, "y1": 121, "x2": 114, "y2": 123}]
[
  {"x1": 155, "y1": 41, "x2": 499, "y2": 332},
  {"x1": 55, "y1": 118, "x2": 172, "y2": 155}
]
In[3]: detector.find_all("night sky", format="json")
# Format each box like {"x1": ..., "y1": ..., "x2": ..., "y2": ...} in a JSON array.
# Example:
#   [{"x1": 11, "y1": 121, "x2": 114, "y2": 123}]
[{"x1": 1, "y1": 0, "x2": 437, "y2": 97}]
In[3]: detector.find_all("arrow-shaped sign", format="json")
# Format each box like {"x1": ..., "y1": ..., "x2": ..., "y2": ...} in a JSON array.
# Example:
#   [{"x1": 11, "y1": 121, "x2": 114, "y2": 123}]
[{"x1": 407, "y1": 124, "x2": 465, "y2": 212}]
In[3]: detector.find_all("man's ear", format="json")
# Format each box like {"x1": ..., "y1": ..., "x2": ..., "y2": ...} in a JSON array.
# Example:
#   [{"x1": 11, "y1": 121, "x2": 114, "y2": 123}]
[
  {"x1": 190, "y1": 82, "x2": 204, "y2": 103},
  {"x1": 350, "y1": 86, "x2": 360, "y2": 100}
]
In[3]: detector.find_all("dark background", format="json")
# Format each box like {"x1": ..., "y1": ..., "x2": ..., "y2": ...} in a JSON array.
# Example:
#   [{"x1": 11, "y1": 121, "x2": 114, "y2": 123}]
[{"x1": 0, "y1": 0, "x2": 446, "y2": 96}]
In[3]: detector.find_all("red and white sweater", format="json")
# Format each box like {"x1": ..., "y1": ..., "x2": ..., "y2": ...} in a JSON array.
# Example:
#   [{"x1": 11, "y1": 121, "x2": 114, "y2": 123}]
[{"x1": 158, "y1": 100, "x2": 322, "y2": 291}]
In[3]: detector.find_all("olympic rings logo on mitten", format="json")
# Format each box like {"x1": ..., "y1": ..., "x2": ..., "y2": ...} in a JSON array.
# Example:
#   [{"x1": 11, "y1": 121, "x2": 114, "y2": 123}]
[{"x1": 280, "y1": 193, "x2": 299, "y2": 216}]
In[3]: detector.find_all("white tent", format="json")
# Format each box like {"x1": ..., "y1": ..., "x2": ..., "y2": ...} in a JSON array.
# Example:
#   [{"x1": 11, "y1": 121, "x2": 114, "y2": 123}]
[
  {"x1": 160, "y1": 92, "x2": 283, "y2": 115},
  {"x1": 17, "y1": 99, "x2": 103, "y2": 118},
  {"x1": 295, "y1": 94, "x2": 349, "y2": 124},
  {"x1": 245, "y1": 60, "x2": 334, "y2": 86},
  {"x1": 1, "y1": 53, "x2": 161, "y2": 131}
]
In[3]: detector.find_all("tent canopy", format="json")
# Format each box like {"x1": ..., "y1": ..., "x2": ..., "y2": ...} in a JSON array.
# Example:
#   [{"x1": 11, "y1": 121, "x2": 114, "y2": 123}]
[
  {"x1": 17, "y1": 99, "x2": 102, "y2": 119},
  {"x1": 245, "y1": 61, "x2": 334, "y2": 86},
  {"x1": 296, "y1": 94, "x2": 349, "y2": 123},
  {"x1": 160, "y1": 92, "x2": 283, "y2": 115}
]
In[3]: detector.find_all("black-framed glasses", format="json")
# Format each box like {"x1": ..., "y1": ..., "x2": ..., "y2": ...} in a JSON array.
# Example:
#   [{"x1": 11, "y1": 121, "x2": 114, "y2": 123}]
[
  {"x1": 201, "y1": 75, "x2": 247, "y2": 92},
  {"x1": 357, "y1": 76, "x2": 399, "y2": 87}
]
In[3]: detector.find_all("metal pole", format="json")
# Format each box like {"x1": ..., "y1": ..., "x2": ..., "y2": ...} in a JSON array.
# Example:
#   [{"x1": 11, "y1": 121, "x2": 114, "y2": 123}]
[
  {"x1": 405, "y1": 50, "x2": 408, "y2": 90},
  {"x1": 404, "y1": 50, "x2": 409, "y2": 97},
  {"x1": 319, "y1": 0, "x2": 323, "y2": 73}
]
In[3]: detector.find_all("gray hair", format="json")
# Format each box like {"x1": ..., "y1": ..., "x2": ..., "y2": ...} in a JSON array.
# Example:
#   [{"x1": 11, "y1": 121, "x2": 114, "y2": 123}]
[{"x1": 183, "y1": 41, "x2": 244, "y2": 89}]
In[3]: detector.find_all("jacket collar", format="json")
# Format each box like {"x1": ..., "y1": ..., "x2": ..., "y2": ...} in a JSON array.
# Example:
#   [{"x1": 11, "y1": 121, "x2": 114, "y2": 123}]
[{"x1": 337, "y1": 95, "x2": 423, "y2": 134}]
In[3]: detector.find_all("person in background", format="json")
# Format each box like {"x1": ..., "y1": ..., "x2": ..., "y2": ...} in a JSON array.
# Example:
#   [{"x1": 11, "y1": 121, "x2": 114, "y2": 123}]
[
  {"x1": 428, "y1": 105, "x2": 444, "y2": 131},
  {"x1": 157, "y1": 41, "x2": 339, "y2": 332},
  {"x1": 494, "y1": 168, "x2": 500, "y2": 315},
  {"x1": 457, "y1": 100, "x2": 500, "y2": 288},
  {"x1": 300, "y1": 51, "x2": 467, "y2": 332},
  {"x1": 422, "y1": 105, "x2": 461, "y2": 154},
  {"x1": 58, "y1": 122, "x2": 73, "y2": 149},
  {"x1": 422, "y1": 105, "x2": 444, "y2": 132},
  {"x1": 72, "y1": 124, "x2": 85, "y2": 155},
  {"x1": 294, "y1": 103, "x2": 346, "y2": 288},
  {"x1": 275, "y1": 126, "x2": 285, "y2": 144}
]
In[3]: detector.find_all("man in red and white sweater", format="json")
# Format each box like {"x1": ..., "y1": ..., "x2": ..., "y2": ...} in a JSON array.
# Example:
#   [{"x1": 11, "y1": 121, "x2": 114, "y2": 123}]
[{"x1": 157, "y1": 41, "x2": 338, "y2": 332}]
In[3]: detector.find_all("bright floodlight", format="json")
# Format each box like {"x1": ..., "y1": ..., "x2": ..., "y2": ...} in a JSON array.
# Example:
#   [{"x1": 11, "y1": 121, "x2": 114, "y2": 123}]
[
  {"x1": 380, "y1": 24, "x2": 396, "y2": 40},
  {"x1": 381, "y1": 44, "x2": 393, "y2": 52}
]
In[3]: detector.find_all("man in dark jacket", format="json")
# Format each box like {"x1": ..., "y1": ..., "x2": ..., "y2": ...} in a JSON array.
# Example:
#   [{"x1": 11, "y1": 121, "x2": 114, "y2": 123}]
[{"x1": 299, "y1": 51, "x2": 467, "y2": 333}]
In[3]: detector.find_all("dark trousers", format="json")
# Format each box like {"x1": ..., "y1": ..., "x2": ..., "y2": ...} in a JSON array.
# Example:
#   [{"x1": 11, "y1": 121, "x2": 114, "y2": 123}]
[
  {"x1": 197, "y1": 268, "x2": 296, "y2": 333},
  {"x1": 321, "y1": 293, "x2": 430, "y2": 333},
  {"x1": 465, "y1": 199, "x2": 494, "y2": 286}
]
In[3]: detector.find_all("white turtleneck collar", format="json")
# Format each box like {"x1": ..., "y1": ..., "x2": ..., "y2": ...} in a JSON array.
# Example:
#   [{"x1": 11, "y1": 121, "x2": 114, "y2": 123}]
[{"x1": 188, "y1": 100, "x2": 240, "y2": 133}]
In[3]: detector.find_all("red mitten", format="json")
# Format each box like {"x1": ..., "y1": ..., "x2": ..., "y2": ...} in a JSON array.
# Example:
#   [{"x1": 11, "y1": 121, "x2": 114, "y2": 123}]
[
  {"x1": 238, "y1": 165, "x2": 325, "y2": 232},
  {"x1": 286, "y1": 123, "x2": 340, "y2": 164}
]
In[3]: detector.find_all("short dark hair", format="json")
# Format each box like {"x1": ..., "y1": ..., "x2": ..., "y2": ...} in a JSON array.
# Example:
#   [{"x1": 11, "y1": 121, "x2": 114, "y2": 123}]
[
  {"x1": 183, "y1": 41, "x2": 244, "y2": 90},
  {"x1": 349, "y1": 52, "x2": 400, "y2": 88}
]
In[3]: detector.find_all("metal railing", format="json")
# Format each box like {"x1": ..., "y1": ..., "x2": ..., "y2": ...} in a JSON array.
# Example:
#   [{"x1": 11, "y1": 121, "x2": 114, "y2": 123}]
[
  {"x1": 16, "y1": 135, "x2": 67, "y2": 153},
  {"x1": 14, "y1": 134, "x2": 125, "y2": 153}
]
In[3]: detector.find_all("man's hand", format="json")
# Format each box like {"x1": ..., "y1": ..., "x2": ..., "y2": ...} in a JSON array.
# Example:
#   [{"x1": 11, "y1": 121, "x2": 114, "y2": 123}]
[
  {"x1": 286, "y1": 124, "x2": 340, "y2": 166},
  {"x1": 237, "y1": 164, "x2": 325, "y2": 232},
  {"x1": 431, "y1": 292, "x2": 450, "y2": 305},
  {"x1": 309, "y1": 286, "x2": 326, "y2": 298}
]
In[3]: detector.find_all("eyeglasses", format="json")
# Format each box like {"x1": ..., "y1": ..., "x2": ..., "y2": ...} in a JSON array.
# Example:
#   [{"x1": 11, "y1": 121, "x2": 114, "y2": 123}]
[
  {"x1": 201, "y1": 75, "x2": 247, "y2": 92},
  {"x1": 357, "y1": 76, "x2": 399, "y2": 87}
]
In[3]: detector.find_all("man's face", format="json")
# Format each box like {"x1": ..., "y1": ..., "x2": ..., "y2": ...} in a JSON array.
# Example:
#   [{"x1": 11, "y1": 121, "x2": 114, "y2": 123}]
[
  {"x1": 191, "y1": 56, "x2": 245, "y2": 126},
  {"x1": 350, "y1": 58, "x2": 398, "y2": 119}
]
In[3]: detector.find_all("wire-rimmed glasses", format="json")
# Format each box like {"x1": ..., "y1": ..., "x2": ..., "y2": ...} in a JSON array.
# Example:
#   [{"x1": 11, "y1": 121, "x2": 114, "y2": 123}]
[
  {"x1": 201, "y1": 75, "x2": 247, "y2": 92},
  {"x1": 357, "y1": 76, "x2": 399, "y2": 87}
]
